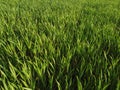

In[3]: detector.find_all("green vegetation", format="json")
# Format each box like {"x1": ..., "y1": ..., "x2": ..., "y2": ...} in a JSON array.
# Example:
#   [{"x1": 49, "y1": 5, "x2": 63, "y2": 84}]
[{"x1": 0, "y1": 0, "x2": 120, "y2": 90}]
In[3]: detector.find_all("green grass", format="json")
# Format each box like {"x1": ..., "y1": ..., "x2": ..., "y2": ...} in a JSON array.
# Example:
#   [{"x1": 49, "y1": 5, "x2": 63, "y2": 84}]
[{"x1": 0, "y1": 0, "x2": 120, "y2": 90}]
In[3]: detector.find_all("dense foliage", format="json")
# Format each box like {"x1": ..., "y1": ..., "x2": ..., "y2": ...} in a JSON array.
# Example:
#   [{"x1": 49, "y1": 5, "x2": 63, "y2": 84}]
[{"x1": 0, "y1": 0, "x2": 120, "y2": 90}]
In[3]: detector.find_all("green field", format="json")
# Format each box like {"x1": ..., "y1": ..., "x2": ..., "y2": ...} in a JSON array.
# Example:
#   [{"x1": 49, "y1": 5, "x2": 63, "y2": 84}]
[{"x1": 0, "y1": 0, "x2": 120, "y2": 90}]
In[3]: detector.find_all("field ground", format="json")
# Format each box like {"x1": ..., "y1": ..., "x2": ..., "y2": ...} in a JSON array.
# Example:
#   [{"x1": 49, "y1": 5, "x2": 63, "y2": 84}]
[{"x1": 0, "y1": 0, "x2": 120, "y2": 90}]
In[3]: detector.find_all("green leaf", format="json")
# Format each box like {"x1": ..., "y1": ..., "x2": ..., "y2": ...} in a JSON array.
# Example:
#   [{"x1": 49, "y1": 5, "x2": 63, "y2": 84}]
[{"x1": 76, "y1": 76, "x2": 83, "y2": 90}]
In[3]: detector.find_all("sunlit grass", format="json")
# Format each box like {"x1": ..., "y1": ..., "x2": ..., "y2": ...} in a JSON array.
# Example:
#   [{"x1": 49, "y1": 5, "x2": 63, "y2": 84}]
[{"x1": 0, "y1": 0, "x2": 120, "y2": 90}]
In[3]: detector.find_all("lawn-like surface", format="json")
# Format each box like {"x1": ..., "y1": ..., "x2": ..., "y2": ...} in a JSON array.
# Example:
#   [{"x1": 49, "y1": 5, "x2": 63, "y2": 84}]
[{"x1": 0, "y1": 0, "x2": 120, "y2": 90}]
